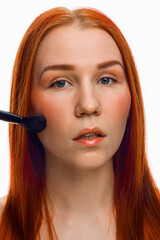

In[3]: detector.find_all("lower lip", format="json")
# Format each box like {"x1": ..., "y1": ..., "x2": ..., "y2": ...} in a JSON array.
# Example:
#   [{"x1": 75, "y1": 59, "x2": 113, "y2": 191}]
[{"x1": 73, "y1": 137, "x2": 105, "y2": 146}]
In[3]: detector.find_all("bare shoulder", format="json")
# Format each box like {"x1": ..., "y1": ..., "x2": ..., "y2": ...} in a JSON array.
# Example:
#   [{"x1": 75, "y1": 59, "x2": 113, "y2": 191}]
[{"x1": 0, "y1": 195, "x2": 7, "y2": 217}]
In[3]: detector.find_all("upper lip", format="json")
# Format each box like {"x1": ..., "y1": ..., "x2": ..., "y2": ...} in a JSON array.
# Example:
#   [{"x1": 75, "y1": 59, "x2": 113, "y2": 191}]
[{"x1": 73, "y1": 127, "x2": 106, "y2": 140}]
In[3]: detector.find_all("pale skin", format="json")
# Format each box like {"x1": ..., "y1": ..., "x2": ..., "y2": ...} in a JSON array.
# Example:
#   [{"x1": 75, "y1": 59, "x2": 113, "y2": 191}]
[{"x1": 0, "y1": 24, "x2": 131, "y2": 240}]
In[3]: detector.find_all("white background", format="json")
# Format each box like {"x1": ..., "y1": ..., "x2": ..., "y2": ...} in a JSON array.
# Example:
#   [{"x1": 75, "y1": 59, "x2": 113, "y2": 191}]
[{"x1": 0, "y1": 0, "x2": 160, "y2": 197}]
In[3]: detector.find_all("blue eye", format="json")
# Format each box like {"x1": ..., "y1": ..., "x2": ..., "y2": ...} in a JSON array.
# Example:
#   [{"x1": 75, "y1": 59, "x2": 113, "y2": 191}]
[
  {"x1": 99, "y1": 77, "x2": 116, "y2": 85},
  {"x1": 50, "y1": 80, "x2": 69, "y2": 88}
]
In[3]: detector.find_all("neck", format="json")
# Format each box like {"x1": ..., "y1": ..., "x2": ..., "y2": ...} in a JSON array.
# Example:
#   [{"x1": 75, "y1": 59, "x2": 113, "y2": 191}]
[{"x1": 45, "y1": 152, "x2": 115, "y2": 218}]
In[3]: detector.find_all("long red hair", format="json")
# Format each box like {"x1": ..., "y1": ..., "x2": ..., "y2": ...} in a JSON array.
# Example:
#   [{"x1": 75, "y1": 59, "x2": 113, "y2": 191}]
[{"x1": 0, "y1": 7, "x2": 159, "y2": 240}]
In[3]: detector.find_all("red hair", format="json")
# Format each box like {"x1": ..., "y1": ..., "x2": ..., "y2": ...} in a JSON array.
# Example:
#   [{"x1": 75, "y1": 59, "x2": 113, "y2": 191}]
[{"x1": 0, "y1": 7, "x2": 159, "y2": 240}]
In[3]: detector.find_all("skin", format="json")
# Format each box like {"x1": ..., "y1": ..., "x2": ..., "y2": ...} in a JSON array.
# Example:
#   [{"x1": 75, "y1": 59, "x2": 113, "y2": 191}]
[{"x1": 31, "y1": 24, "x2": 131, "y2": 240}]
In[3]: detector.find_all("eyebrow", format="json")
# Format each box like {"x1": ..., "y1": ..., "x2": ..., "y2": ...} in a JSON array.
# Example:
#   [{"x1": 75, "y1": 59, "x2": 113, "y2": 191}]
[{"x1": 40, "y1": 60, "x2": 124, "y2": 79}]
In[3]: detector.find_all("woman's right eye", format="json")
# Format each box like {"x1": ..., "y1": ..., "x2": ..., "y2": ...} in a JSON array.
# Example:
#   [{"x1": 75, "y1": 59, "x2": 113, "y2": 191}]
[{"x1": 49, "y1": 79, "x2": 70, "y2": 88}]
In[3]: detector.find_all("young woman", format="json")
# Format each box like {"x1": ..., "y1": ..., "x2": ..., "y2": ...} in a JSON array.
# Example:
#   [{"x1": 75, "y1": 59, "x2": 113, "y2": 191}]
[{"x1": 0, "y1": 7, "x2": 159, "y2": 240}]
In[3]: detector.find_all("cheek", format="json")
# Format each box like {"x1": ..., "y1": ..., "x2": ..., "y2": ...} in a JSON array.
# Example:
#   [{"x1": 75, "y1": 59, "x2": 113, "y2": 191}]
[
  {"x1": 102, "y1": 88, "x2": 131, "y2": 154},
  {"x1": 31, "y1": 88, "x2": 70, "y2": 151},
  {"x1": 113, "y1": 87, "x2": 130, "y2": 117},
  {"x1": 30, "y1": 88, "x2": 71, "y2": 139},
  {"x1": 31, "y1": 88, "x2": 66, "y2": 119},
  {"x1": 103, "y1": 87, "x2": 131, "y2": 130},
  {"x1": 114, "y1": 92, "x2": 131, "y2": 119}
]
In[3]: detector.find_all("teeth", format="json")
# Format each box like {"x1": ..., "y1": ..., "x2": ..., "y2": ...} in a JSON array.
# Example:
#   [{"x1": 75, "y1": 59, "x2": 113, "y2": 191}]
[{"x1": 78, "y1": 133, "x2": 100, "y2": 139}]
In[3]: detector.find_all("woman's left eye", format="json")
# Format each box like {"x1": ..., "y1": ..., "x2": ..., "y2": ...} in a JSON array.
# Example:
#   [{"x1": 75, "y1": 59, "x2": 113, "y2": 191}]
[{"x1": 98, "y1": 76, "x2": 116, "y2": 85}]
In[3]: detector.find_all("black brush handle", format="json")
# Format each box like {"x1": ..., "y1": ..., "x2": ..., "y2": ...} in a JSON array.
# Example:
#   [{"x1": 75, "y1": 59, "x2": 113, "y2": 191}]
[{"x1": 0, "y1": 110, "x2": 22, "y2": 124}]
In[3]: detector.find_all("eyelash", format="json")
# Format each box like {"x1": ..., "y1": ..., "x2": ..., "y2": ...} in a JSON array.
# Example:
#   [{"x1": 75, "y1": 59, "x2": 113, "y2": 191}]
[{"x1": 49, "y1": 76, "x2": 117, "y2": 89}]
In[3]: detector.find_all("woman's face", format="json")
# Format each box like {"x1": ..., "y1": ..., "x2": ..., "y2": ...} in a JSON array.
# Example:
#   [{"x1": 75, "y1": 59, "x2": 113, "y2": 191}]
[{"x1": 31, "y1": 24, "x2": 131, "y2": 170}]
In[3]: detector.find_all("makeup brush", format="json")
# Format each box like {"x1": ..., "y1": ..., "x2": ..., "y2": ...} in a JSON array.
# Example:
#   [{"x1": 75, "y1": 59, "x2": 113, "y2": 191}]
[{"x1": 0, "y1": 110, "x2": 46, "y2": 133}]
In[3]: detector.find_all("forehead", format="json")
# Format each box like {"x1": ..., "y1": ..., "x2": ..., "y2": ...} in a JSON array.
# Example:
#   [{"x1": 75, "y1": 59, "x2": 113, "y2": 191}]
[{"x1": 35, "y1": 24, "x2": 123, "y2": 68}]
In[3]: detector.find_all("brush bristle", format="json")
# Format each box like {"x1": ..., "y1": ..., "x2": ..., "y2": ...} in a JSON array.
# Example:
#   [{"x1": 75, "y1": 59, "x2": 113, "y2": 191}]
[{"x1": 21, "y1": 115, "x2": 46, "y2": 133}]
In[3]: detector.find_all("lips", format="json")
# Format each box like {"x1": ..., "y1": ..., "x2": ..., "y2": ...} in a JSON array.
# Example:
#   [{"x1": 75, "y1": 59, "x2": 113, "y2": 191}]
[{"x1": 73, "y1": 127, "x2": 106, "y2": 140}]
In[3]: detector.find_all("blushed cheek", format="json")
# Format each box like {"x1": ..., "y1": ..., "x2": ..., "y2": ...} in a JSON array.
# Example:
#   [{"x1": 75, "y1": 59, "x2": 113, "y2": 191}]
[
  {"x1": 116, "y1": 89, "x2": 131, "y2": 129},
  {"x1": 30, "y1": 89, "x2": 69, "y2": 130},
  {"x1": 30, "y1": 88, "x2": 44, "y2": 114},
  {"x1": 30, "y1": 90, "x2": 64, "y2": 146},
  {"x1": 116, "y1": 93, "x2": 131, "y2": 119},
  {"x1": 108, "y1": 89, "x2": 131, "y2": 152},
  {"x1": 30, "y1": 89, "x2": 55, "y2": 116},
  {"x1": 106, "y1": 88, "x2": 131, "y2": 128}
]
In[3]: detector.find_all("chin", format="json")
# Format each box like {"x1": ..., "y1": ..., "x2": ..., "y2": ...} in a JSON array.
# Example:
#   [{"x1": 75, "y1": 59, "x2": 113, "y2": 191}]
[{"x1": 68, "y1": 153, "x2": 113, "y2": 171}]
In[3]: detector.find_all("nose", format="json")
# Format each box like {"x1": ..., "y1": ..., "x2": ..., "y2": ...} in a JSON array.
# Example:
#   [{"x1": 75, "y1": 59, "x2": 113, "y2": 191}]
[{"x1": 75, "y1": 85, "x2": 101, "y2": 117}]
